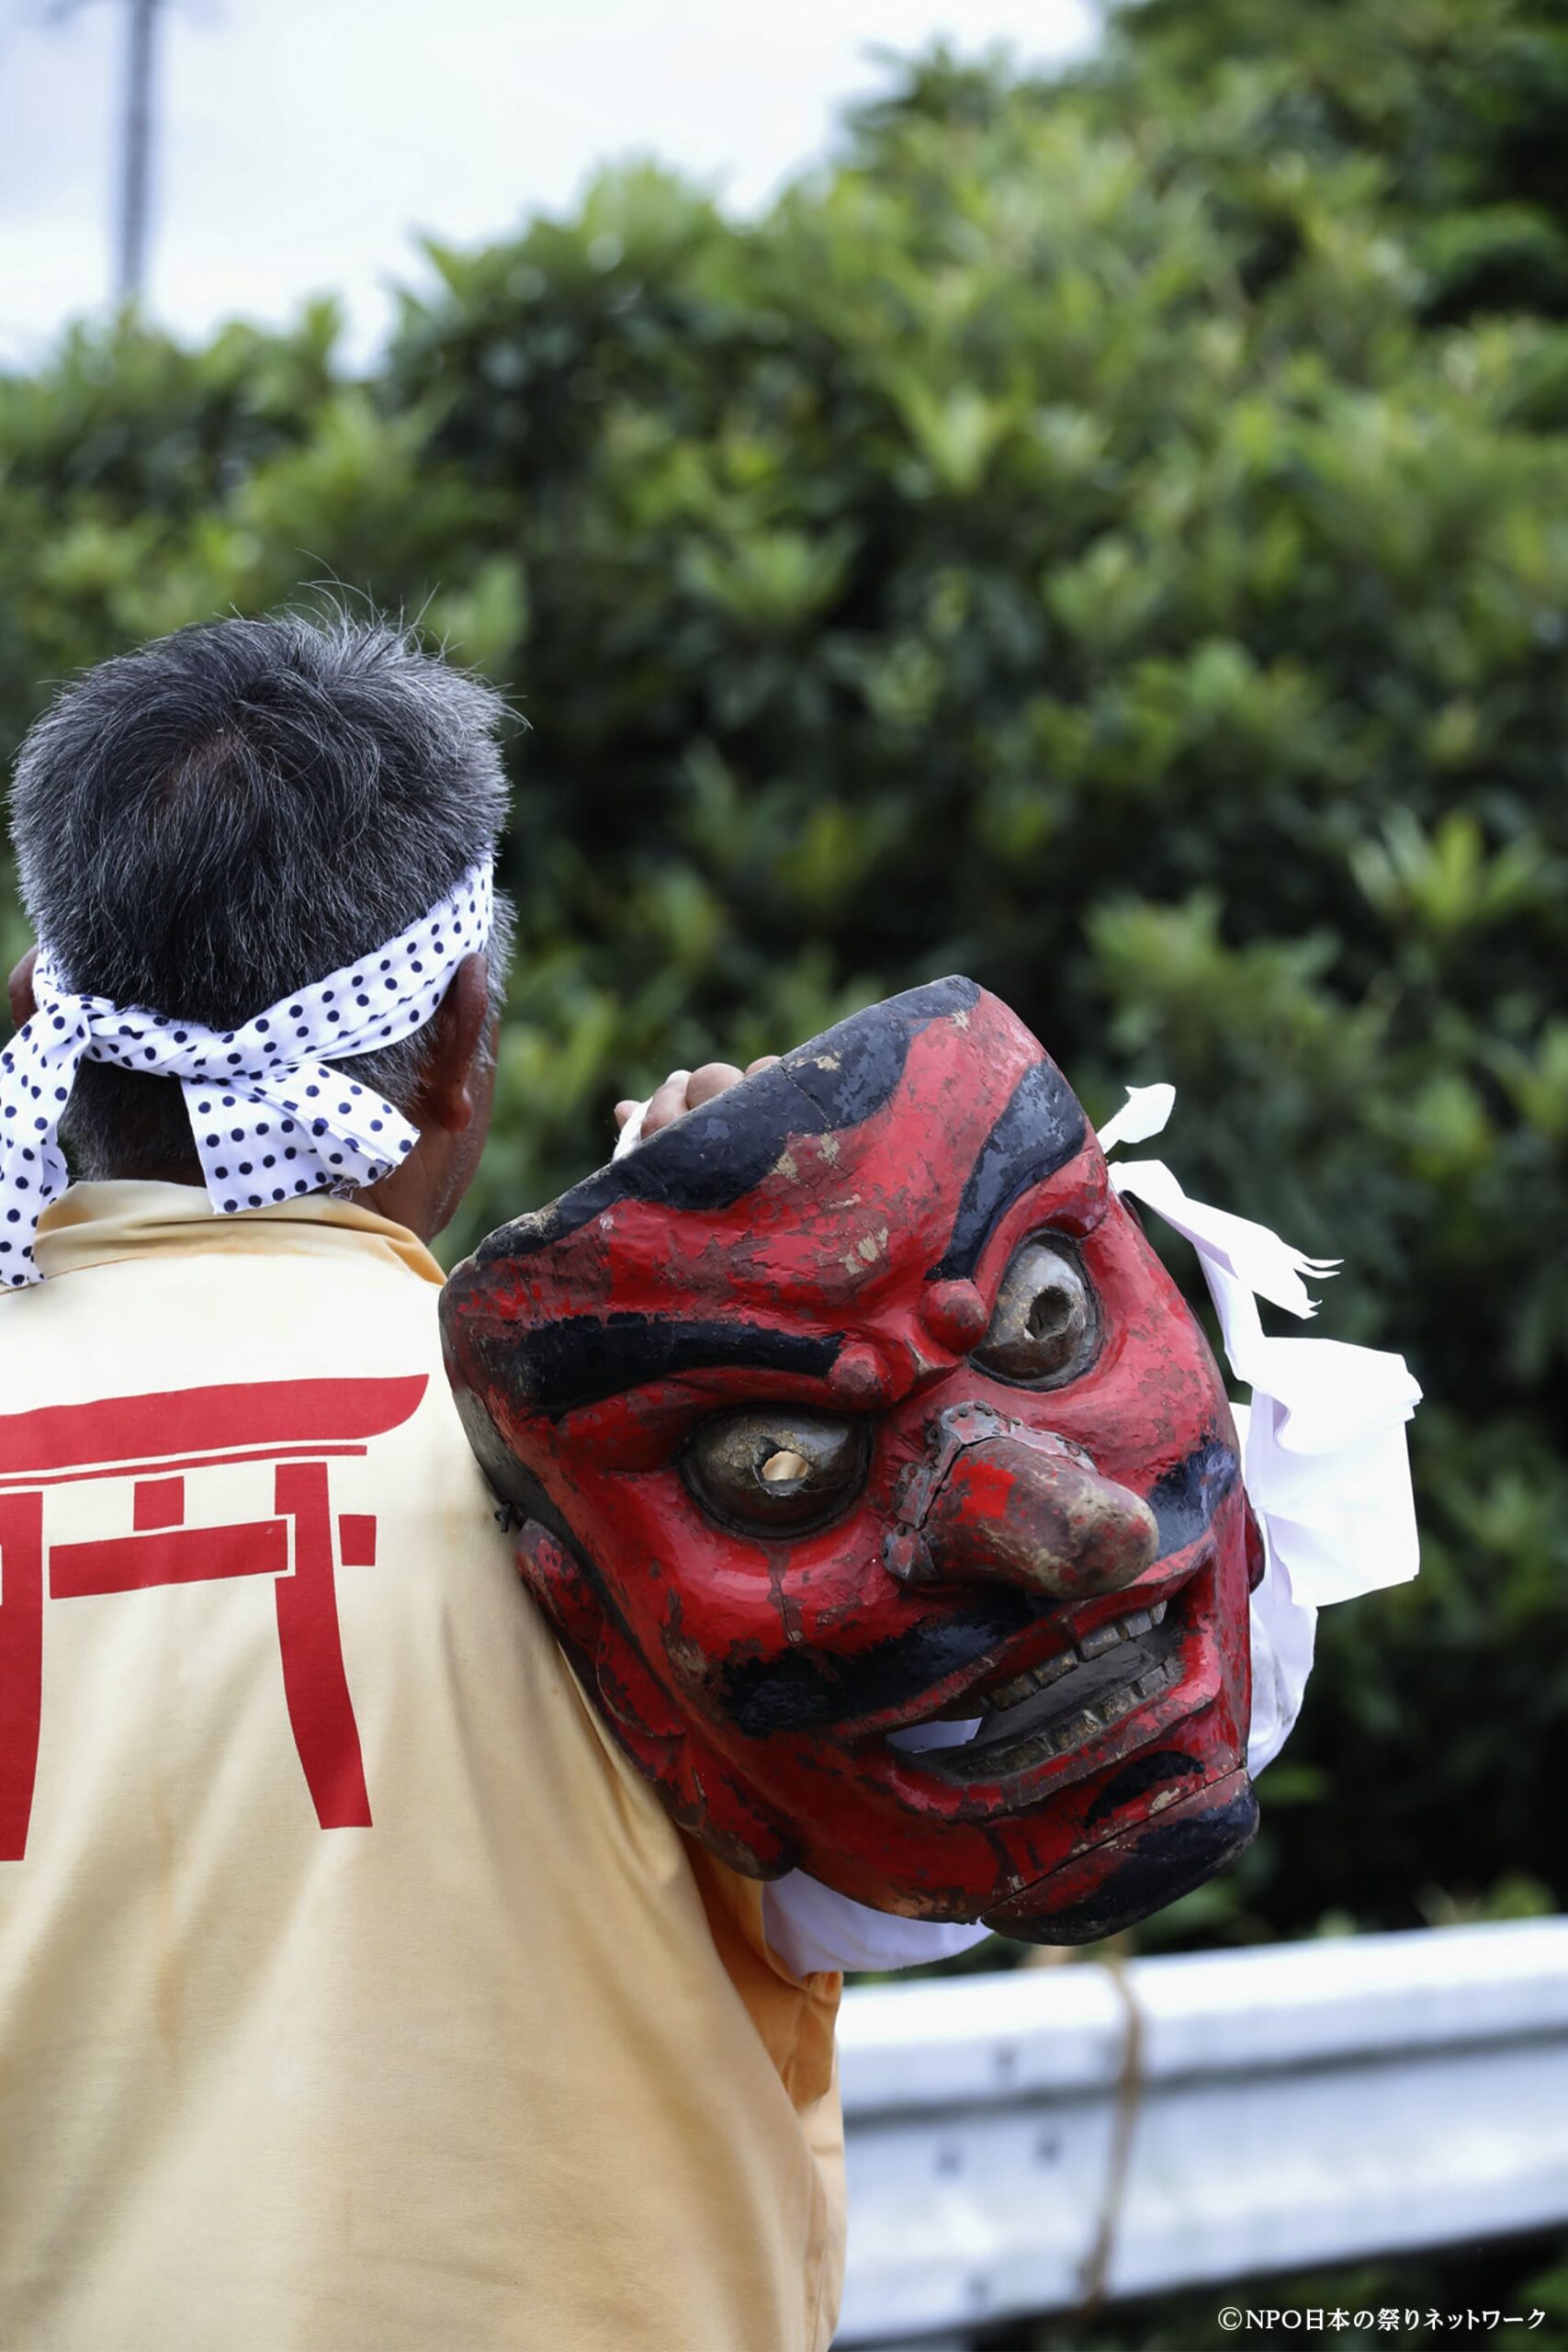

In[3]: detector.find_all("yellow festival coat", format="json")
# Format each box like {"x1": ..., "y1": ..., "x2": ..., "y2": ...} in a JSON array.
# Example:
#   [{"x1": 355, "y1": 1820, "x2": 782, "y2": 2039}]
[{"x1": 0, "y1": 1184, "x2": 845, "y2": 2352}]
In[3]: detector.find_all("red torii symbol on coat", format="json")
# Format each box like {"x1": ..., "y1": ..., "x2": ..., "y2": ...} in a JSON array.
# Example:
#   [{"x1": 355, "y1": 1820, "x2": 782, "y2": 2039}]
[{"x1": 0, "y1": 1375, "x2": 427, "y2": 1860}]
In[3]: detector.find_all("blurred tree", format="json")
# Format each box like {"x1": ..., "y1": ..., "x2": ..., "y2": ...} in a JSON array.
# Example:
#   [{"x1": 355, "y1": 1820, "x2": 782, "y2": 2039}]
[
  {"x1": 1100, "y1": 0, "x2": 1568, "y2": 323},
  {"x1": 0, "y1": 3, "x2": 1562, "y2": 1942}
]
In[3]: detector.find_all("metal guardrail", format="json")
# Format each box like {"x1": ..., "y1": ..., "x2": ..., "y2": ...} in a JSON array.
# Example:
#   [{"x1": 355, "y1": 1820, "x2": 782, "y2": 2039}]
[{"x1": 835, "y1": 1917, "x2": 1568, "y2": 2350}]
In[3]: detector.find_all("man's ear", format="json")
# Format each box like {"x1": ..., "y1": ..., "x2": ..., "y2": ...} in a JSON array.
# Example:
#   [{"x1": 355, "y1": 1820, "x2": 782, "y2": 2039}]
[
  {"x1": 419, "y1": 952, "x2": 491, "y2": 1134},
  {"x1": 6, "y1": 947, "x2": 38, "y2": 1034}
]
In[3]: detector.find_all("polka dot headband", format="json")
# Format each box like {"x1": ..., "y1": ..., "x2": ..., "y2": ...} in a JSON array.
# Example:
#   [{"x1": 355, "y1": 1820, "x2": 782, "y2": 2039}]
[{"x1": 0, "y1": 859, "x2": 493, "y2": 1287}]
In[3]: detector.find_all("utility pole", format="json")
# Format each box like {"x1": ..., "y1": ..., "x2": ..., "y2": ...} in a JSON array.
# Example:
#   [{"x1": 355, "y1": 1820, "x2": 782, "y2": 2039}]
[
  {"x1": 50, "y1": 0, "x2": 172, "y2": 309},
  {"x1": 116, "y1": 0, "x2": 161, "y2": 306}
]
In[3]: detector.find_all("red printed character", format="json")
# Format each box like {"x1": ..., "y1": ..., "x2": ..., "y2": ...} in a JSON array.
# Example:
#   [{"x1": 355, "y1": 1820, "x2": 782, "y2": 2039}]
[
  {"x1": 0, "y1": 1375, "x2": 425, "y2": 1860},
  {"x1": 441, "y1": 981, "x2": 1262, "y2": 1942}
]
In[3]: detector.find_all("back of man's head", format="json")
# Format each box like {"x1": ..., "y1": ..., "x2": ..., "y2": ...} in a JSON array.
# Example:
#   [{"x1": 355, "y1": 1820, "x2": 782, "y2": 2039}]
[{"x1": 8, "y1": 608, "x2": 511, "y2": 1182}]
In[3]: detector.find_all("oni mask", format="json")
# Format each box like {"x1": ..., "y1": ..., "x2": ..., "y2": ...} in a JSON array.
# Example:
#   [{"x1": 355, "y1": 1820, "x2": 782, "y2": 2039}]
[{"x1": 441, "y1": 979, "x2": 1262, "y2": 1943}]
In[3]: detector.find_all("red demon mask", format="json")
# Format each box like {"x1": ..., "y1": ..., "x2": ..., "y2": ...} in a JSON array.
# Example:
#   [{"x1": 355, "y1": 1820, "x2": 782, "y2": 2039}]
[{"x1": 440, "y1": 980, "x2": 1262, "y2": 1942}]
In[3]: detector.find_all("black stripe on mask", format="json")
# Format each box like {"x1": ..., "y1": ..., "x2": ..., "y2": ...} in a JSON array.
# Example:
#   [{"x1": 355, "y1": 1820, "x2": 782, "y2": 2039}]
[
  {"x1": 928, "y1": 1057, "x2": 1088, "y2": 1281},
  {"x1": 470, "y1": 976, "x2": 982, "y2": 1268},
  {"x1": 467, "y1": 1312, "x2": 844, "y2": 1421}
]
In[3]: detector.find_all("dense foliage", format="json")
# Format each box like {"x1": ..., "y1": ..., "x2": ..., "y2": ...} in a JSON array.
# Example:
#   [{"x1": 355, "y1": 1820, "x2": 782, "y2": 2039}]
[{"x1": 1, "y1": 0, "x2": 1563, "y2": 1950}]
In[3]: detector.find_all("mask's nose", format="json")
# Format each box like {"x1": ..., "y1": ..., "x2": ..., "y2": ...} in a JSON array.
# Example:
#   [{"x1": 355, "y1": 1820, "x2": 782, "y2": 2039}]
[{"x1": 884, "y1": 1402, "x2": 1158, "y2": 1602}]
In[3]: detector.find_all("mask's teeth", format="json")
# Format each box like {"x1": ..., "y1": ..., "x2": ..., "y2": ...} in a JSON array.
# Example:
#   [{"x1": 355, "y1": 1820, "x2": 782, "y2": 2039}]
[
  {"x1": 1133, "y1": 1658, "x2": 1180, "y2": 1703},
  {"x1": 980, "y1": 1649, "x2": 1079, "y2": 1713},
  {"x1": 1076, "y1": 1622, "x2": 1122, "y2": 1659},
  {"x1": 976, "y1": 1593, "x2": 1179, "y2": 1717},
  {"x1": 943, "y1": 1633, "x2": 1188, "y2": 1776},
  {"x1": 1055, "y1": 1705, "x2": 1104, "y2": 1750},
  {"x1": 1022, "y1": 1658, "x2": 1182, "y2": 1768},
  {"x1": 1073, "y1": 1597, "x2": 1165, "y2": 1661}
]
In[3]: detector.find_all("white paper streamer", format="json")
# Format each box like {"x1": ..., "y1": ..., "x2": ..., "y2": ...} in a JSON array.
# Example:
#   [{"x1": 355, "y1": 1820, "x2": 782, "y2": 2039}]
[
  {"x1": 612, "y1": 1094, "x2": 649, "y2": 1159},
  {"x1": 1095, "y1": 1080, "x2": 1177, "y2": 1154},
  {"x1": 761, "y1": 1876, "x2": 990, "y2": 1978},
  {"x1": 1104, "y1": 1089, "x2": 1422, "y2": 1773}
]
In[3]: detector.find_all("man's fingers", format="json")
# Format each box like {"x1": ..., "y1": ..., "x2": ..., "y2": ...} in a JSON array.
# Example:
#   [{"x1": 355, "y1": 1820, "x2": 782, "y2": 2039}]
[
  {"x1": 640, "y1": 1070, "x2": 694, "y2": 1137},
  {"x1": 630, "y1": 1055, "x2": 781, "y2": 1141},
  {"x1": 684, "y1": 1061, "x2": 746, "y2": 1109}
]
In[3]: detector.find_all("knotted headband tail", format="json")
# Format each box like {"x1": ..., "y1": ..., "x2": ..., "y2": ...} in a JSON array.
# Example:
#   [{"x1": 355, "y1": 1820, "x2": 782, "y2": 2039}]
[{"x1": 0, "y1": 859, "x2": 493, "y2": 1287}]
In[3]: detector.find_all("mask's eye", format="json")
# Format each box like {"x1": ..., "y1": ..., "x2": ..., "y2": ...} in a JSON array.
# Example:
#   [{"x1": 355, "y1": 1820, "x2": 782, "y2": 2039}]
[
  {"x1": 973, "y1": 1236, "x2": 1100, "y2": 1388},
  {"x1": 682, "y1": 1408, "x2": 870, "y2": 1535}
]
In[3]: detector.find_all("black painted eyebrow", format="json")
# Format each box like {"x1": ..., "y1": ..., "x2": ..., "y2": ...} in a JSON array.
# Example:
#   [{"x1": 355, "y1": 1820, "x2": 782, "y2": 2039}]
[
  {"x1": 928, "y1": 1057, "x2": 1089, "y2": 1282},
  {"x1": 471, "y1": 1313, "x2": 844, "y2": 1421}
]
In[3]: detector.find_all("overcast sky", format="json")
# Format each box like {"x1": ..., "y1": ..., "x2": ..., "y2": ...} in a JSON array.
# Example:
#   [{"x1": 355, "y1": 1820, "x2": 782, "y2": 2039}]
[{"x1": 1, "y1": 0, "x2": 1097, "y2": 367}]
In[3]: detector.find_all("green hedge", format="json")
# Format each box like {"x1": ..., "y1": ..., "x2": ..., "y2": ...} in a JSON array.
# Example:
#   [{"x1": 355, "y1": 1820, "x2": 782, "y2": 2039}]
[{"x1": 2, "y1": 0, "x2": 1563, "y2": 1944}]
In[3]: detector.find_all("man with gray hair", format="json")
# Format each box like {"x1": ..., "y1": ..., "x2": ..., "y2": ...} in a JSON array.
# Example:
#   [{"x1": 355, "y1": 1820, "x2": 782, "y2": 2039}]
[{"x1": 0, "y1": 613, "x2": 845, "y2": 2352}]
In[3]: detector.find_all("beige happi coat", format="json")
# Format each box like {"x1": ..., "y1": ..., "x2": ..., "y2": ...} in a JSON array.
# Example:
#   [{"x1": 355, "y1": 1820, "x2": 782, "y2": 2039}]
[{"x1": 0, "y1": 1184, "x2": 844, "y2": 2352}]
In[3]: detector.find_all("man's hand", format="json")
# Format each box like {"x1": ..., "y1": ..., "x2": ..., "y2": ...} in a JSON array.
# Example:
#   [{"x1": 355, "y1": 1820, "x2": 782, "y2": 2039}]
[{"x1": 615, "y1": 1057, "x2": 780, "y2": 1142}]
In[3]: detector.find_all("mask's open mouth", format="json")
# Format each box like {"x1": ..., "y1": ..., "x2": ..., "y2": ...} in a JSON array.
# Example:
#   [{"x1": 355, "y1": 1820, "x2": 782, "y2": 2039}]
[{"x1": 910, "y1": 1598, "x2": 1180, "y2": 1783}]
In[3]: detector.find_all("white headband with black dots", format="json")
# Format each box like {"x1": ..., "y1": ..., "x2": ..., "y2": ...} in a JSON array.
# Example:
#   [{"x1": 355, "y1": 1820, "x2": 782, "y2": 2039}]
[{"x1": 0, "y1": 859, "x2": 494, "y2": 1287}]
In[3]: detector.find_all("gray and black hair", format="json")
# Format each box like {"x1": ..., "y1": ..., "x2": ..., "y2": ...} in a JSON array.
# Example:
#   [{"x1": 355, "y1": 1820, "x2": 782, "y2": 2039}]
[{"x1": 7, "y1": 608, "x2": 514, "y2": 1182}]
